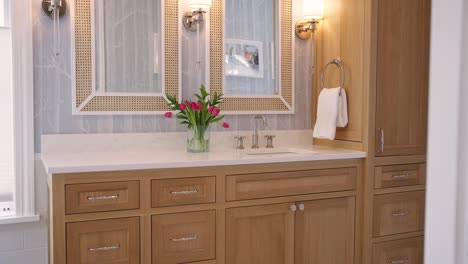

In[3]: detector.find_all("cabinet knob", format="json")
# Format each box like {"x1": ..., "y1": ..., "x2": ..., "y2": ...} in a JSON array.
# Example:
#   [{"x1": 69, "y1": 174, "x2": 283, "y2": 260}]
[
  {"x1": 298, "y1": 204, "x2": 305, "y2": 211},
  {"x1": 289, "y1": 204, "x2": 297, "y2": 212}
]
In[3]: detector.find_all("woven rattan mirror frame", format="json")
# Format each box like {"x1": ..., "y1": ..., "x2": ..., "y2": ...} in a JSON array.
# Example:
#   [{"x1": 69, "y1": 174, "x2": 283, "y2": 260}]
[
  {"x1": 209, "y1": 0, "x2": 294, "y2": 114},
  {"x1": 72, "y1": 0, "x2": 180, "y2": 115}
]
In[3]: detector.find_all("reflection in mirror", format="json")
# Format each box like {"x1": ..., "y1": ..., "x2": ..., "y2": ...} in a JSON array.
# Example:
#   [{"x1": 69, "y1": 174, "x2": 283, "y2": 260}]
[
  {"x1": 94, "y1": 0, "x2": 162, "y2": 94},
  {"x1": 224, "y1": 0, "x2": 279, "y2": 95}
]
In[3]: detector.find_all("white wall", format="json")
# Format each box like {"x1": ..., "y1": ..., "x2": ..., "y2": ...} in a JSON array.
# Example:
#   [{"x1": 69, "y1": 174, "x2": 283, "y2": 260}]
[
  {"x1": 0, "y1": 27, "x2": 14, "y2": 204},
  {"x1": 425, "y1": 0, "x2": 468, "y2": 263},
  {"x1": 0, "y1": 157, "x2": 48, "y2": 264},
  {"x1": 456, "y1": 0, "x2": 468, "y2": 261}
]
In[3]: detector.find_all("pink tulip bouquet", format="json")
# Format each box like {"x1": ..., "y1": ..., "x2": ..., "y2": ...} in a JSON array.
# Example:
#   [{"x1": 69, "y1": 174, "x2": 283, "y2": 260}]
[{"x1": 165, "y1": 85, "x2": 229, "y2": 153}]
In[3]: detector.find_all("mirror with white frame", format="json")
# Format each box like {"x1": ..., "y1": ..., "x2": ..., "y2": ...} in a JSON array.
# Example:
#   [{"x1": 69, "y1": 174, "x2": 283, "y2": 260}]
[
  {"x1": 209, "y1": 0, "x2": 294, "y2": 114},
  {"x1": 72, "y1": 0, "x2": 180, "y2": 114}
]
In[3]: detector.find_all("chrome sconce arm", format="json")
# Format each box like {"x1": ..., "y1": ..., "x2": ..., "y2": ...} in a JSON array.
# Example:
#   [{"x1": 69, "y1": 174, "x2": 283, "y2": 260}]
[
  {"x1": 183, "y1": 9, "x2": 207, "y2": 32},
  {"x1": 41, "y1": 0, "x2": 66, "y2": 19},
  {"x1": 295, "y1": 19, "x2": 320, "y2": 40},
  {"x1": 41, "y1": 0, "x2": 67, "y2": 56}
]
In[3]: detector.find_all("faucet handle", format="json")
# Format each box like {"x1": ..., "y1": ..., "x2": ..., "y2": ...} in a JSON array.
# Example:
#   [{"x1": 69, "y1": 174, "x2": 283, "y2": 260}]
[
  {"x1": 264, "y1": 135, "x2": 275, "y2": 148},
  {"x1": 235, "y1": 136, "x2": 246, "y2": 150}
]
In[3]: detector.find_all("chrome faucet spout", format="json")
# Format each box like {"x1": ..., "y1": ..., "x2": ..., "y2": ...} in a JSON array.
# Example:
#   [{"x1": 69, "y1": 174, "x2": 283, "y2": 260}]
[{"x1": 252, "y1": 115, "x2": 268, "y2": 149}]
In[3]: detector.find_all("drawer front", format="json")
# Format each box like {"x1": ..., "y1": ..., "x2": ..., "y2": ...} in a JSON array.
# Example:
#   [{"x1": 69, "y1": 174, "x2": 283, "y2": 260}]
[
  {"x1": 152, "y1": 210, "x2": 216, "y2": 264},
  {"x1": 151, "y1": 177, "x2": 216, "y2": 207},
  {"x1": 373, "y1": 191, "x2": 425, "y2": 237},
  {"x1": 375, "y1": 163, "x2": 426, "y2": 189},
  {"x1": 66, "y1": 181, "x2": 140, "y2": 214},
  {"x1": 226, "y1": 168, "x2": 357, "y2": 201},
  {"x1": 66, "y1": 217, "x2": 140, "y2": 264},
  {"x1": 373, "y1": 237, "x2": 424, "y2": 264}
]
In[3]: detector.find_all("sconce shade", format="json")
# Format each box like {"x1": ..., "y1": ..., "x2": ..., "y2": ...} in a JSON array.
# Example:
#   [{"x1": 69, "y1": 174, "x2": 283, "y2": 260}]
[
  {"x1": 302, "y1": 0, "x2": 324, "y2": 20},
  {"x1": 189, "y1": 0, "x2": 212, "y2": 10}
]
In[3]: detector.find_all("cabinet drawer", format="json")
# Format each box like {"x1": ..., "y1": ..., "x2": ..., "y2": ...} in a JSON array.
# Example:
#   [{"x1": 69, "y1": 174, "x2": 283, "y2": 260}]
[
  {"x1": 373, "y1": 237, "x2": 424, "y2": 264},
  {"x1": 226, "y1": 168, "x2": 357, "y2": 201},
  {"x1": 151, "y1": 177, "x2": 216, "y2": 207},
  {"x1": 65, "y1": 181, "x2": 140, "y2": 214},
  {"x1": 375, "y1": 164, "x2": 426, "y2": 189},
  {"x1": 66, "y1": 217, "x2": 140, "y2": 264},
  {"x1": 373, "y1": 191, "x2": 425, "y2": 237},
  {"x1": 152, "y1": 210, "x2": 216, "y2": 264}
]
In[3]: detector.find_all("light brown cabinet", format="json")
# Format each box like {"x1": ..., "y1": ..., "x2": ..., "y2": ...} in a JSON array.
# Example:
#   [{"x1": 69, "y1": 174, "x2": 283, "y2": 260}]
[
  {"x1": 49, "y1": 159, "x2": 362, "y2": 264},
  {"x1": 151, "y1": 177, "x2": 216, "y2": 207},
  {"x1": 226, "y1": 203, "x2": 295, "y2": 264},
  {"x1": 373, "y1": 237, "x2": 424, "y2": 264},
  {"x1": 374, "y1": 0, "x2": 430, "y2": 157},
  {"x1": 66, "y1": 217, "x2": 140, "y2": 264},
  {"x1": 65, "y1": 181, "x2": 140, "y2": 214},
  {"x1": 295, "y1": 197, "x2": 355, "y2": 264},
  {"x1": 152, "y1": 210, "x2": 216, "y2": 264},
  {"x1": 226, "y1": 197, "x2": 355, "y2": 264},
  {"x1": 374, "y1": 163, "x2": 426, "y2": 189},
  {"x1": 373, "y1": 191, "x2": 425, "y2": 237}
]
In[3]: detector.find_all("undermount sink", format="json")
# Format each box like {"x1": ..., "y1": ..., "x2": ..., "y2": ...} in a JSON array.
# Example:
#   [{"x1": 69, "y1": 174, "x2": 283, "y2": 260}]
[{"x1": 241, "y1": 148, "x2": 318, "y2": 156}]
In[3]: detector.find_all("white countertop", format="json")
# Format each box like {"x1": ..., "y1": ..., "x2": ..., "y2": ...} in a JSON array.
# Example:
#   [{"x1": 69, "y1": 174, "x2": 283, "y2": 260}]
[{"x1": 40, "y1": 131, "x2": 367, "y2": 174}]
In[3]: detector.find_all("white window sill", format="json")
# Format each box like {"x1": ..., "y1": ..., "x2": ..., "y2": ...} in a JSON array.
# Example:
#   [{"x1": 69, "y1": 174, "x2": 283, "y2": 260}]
[{"x1": 0, "y1": 214, "x2": 40, "y2": 225}]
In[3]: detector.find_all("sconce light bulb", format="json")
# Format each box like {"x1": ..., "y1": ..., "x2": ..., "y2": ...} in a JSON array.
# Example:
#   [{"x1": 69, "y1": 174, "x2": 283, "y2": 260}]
[
  {"x1": 302, "y1": 0, "x2": 324, "y2": 20},
  {"x1": 189, "y1": 0, "x2": 212, "y2": 11}
]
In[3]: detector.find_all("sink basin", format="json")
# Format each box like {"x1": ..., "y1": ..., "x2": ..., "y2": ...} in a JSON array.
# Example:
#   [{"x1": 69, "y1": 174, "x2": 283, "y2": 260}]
[{"x1": 241, "y1": 148, "x2": 317, "y2": 157}]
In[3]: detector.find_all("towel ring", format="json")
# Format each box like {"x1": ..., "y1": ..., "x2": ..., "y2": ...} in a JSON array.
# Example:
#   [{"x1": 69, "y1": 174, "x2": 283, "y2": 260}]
[{"x1": 321, "y1": 57, "x2": 346, "y2": 94}]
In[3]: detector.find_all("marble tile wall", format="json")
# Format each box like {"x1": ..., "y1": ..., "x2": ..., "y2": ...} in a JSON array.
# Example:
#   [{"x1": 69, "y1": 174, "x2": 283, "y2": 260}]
[{"x1": 33, "y1": 0, "x2": 314, "y2": 152}]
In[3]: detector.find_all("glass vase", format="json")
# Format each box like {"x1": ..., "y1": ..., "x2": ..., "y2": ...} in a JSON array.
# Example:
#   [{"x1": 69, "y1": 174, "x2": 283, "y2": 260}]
[{"x1": 187, "y1": 125, "x2": 210, "y2": 153}]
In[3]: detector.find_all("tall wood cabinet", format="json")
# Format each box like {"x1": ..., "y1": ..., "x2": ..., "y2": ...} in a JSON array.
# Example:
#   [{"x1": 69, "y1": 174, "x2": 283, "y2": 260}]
[
  {"x1": 312, "y1": 0, "x2": 431, "y2": 263},
  {"x1": 367, "y1": 0, "x2": 430, "y2": 263},
  {"x1": 374, "y1": 0, "x2": 430, "y2": 157}
]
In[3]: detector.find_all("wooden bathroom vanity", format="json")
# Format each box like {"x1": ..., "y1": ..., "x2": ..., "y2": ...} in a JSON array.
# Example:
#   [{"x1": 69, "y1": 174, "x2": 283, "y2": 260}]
[{"x1": 44, "y1": 149, "x2": 368, "y2": 264}]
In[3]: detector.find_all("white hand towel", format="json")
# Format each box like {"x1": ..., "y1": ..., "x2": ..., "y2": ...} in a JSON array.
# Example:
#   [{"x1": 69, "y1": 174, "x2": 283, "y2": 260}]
[
  {"x1": 313, "y1": 87, "x2": 348, "y2": 140},
  {"x1": 336, "y1": 88, "x2": 348, "y2": 128}
]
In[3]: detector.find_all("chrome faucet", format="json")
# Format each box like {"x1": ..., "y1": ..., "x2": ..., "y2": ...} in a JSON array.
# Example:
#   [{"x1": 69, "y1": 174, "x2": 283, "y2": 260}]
[{"x1": 252, "y1": 115, "x2": 268, "y2": 149}]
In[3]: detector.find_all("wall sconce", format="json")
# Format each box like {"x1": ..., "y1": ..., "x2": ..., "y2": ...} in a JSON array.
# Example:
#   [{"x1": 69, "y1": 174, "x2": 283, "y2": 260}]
[
  {"x1": 183, "y1": 0, "x2": 212, "y2": 32},
  {"x1": 42, "y1": 0, "x2": 67, "y2": 56},
  {"x1": 295, "y1": 0, "x2": 324, "y2": 39}
]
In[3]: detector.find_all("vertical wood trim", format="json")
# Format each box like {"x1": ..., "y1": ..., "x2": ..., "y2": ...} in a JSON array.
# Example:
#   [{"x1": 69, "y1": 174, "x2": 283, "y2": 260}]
[
  {"x1": 51, "y1": 175, "x2": 66, "y2": 264},
  {"x1": 141, "y1": 178, "x2": 152, "y2": 264},
  {"x1": 141, "y1": 216, "x2": 152, "y2": 264},
  {"x1": 216, "y1": 172, "x2": 226, "y2": 264},
  {"x1": 355, "y1": 161, "x2": 364, "y2": 264},
  {"x1": 216, "y1": 209, "x2": 225, "y2": 264}
]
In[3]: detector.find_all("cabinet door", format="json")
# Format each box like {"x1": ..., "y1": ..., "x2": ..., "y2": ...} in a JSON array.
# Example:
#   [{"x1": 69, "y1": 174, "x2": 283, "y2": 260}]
[
  {"x1": 375, "y1": 0, "x2": 430, "y2": 156},
  {"x1": 373, "y1": 237, "x2": 424, "y2": 264},
  {"x1": 295, "y1": 197, "x2": 355, "y2": 264},
  {"x1": 66, "y1": 217, "x2": 140, "y2": 264},
  {"x1": 152, "y1": 210, "x2": 215, "y2": 264},
  {"x1": 226, "y1": 203, "x2": 295, "y2": 264}
]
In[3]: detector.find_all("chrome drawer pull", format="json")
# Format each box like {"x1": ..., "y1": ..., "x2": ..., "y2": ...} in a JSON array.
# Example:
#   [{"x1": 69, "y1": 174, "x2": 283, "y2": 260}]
[
  {"x1": 87, "y1": 194, "x2": 119, "y2": 201},
  {"x1": 378, "y1": 129, "x2": 385, "y2": 153},
  {"x1": 88, "y1": 244, "x2": 120, "y2": 252},
  {"x1": 170, "y1": 235, "x2": 198, "y2": 242},
  {"x1": 170, "y1": 189, "x2": 199, "y2": 195},
  {"x1": 392, "y1": 211, "x2": 410, "y2": 217},
  {"x1": 392, "y1": 174, "x2": 411, "y2": 179},
  {"x1": 388, "y1": 258, "x2": 408, "y2": 264}
]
